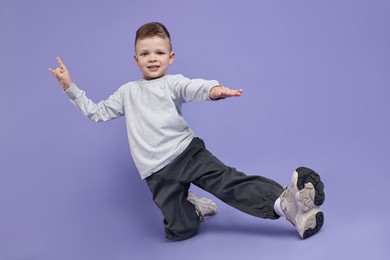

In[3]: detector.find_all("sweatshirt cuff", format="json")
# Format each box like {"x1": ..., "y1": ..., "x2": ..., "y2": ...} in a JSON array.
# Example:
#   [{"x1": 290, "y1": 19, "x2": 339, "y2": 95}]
[
  {"x1": 206, "y1": 80, "x2": 220, "y2": 101},
  {"x1": 64, "y1": 83, "x2": 83, "y2": 100}
]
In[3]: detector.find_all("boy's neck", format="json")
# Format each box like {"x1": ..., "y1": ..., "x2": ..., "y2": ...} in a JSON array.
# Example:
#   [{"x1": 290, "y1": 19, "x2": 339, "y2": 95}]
[{"x1": 143, "y1": 74, "x2": 166, "y2": 81}]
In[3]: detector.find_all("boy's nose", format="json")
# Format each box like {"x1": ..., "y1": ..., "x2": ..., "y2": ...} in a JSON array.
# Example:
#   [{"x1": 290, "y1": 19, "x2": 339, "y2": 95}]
[{"x1": 149, "y1": 54, "x2": 157, "y2": 62}]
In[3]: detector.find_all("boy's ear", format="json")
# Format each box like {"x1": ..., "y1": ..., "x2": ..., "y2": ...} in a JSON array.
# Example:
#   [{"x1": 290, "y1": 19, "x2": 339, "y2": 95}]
[
  {"x1": 133, "y1": 54, "x2": 139, "y2": 64},
  {"x1": 169, "y1": 51, "x2": 175, "y2": 65}
]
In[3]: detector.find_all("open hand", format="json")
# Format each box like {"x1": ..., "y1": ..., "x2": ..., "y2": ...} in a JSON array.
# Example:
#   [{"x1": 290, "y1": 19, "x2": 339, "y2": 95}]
[
  {"x1": 48, "y1": 57, "x2": 73, "y2": 91},
  {"x1": 209, "y1": 85, "x2": 243, "y2": 100}
]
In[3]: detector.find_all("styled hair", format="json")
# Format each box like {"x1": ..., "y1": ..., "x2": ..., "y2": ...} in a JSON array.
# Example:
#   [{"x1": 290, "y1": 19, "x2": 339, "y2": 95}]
[{"x1": 135, "y1": 22, "x2": 172, "y2": 50}]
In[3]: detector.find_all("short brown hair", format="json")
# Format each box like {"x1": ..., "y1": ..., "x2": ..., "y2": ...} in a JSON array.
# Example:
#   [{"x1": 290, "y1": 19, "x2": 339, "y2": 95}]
[{"x1": 135, "y1": 22, "x2": 172, "y2": 50}]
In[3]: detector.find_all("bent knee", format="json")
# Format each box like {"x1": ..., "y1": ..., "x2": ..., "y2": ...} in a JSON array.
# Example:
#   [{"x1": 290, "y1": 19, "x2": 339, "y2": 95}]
[{"x1": 165, "y1": 219, "x2": 200, "y2": 241}]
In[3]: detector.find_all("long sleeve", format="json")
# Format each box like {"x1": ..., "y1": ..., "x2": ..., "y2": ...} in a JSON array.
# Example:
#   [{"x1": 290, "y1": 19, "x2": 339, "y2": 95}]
[
  {"x1": 65, "y1": 83, "x2": 125, "y2": 122},
  {"x1": 168, "y1": 74, "x2": 219, "y2": 103}
]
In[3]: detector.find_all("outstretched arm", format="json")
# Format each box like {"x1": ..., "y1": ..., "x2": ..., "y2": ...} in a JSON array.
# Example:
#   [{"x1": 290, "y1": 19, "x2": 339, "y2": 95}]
[
  {"x1": 209, "y1": 85, "x2": 243, "y2": 100},
  {"x1": 49, "y1": 56, "x2": 124, "y2": 122},
  {"x1": 48, "y1": 57, "x2": 73, "y2": 91}
]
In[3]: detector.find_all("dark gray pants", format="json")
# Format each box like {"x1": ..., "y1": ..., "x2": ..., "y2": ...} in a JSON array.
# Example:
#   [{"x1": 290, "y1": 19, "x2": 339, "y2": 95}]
[{"x1": 146, "y1": 137, "x2": 284, "y2": 241}]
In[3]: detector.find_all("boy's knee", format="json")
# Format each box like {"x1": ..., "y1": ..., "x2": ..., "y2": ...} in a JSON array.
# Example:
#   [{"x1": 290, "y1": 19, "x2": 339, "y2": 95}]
[{"x1": 164, "y1": 218, "x2": 200, "y2": 241}]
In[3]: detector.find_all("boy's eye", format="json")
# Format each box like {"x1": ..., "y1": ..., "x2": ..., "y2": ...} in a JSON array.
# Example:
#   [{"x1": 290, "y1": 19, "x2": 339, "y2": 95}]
[
  {"x1": 140, "y1": 52, "x2": 148, "y2": 56},
  {"x1": 157, "y1": 51, "x2": 165, "y2": 55}
]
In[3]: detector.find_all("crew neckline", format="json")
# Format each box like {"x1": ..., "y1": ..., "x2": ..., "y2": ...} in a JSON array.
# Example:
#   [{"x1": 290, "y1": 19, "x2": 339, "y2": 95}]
[{"x1": 139, "y1": 75, "x2": 167, "y2": 84}]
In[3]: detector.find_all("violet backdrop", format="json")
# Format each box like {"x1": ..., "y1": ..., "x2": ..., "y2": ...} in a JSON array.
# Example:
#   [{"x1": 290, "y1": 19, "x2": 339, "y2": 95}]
[{"x1": 0, "y1": 0, "x2": 389, "y2": 259}]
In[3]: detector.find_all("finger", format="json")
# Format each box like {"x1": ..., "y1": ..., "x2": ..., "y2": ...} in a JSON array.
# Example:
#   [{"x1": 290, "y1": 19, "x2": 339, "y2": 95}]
[
  {"x1": 225, "y1": 90, "x2": 242, "y2": 97},
  {"x1": 227, "y1": 89, "x2": 239, "y2": 95},
  {"x1": 56, "y1": 56, "x2": 67, "y2": 70},
  {"x1": 48, "y1": 67, "x2": 58, "y2": 76},
  {"x1": 231, "y1": 89, "x2": 243, "y2": 95}
]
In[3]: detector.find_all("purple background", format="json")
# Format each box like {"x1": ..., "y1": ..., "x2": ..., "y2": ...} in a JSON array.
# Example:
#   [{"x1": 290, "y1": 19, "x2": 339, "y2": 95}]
[{"x1": 1, "y1": 0, "x2": 389, "y2": 259}]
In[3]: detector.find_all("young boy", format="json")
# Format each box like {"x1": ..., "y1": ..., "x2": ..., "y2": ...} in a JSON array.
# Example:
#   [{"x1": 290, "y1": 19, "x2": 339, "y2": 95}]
[{"x1": 49, "y1": 22, "x2": 325, "y2": 241}]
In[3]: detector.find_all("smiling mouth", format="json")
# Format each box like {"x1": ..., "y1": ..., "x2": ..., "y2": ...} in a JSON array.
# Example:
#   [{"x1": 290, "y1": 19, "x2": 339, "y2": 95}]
[{"x1": 147, "y1": 65, "x2": 160, "y2": 70}]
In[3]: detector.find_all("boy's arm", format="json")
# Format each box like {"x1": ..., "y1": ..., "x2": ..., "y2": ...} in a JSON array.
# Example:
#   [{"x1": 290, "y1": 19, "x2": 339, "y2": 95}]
[
  {"x1": 49, "y1": 57, "x2": 125, "y2": 122},
  {"x1": 170, "y1": 75, "x2": 243, "y2": 102},
  {"x1": 209, "y1": 85, "x2": 243, "y2": 100}
]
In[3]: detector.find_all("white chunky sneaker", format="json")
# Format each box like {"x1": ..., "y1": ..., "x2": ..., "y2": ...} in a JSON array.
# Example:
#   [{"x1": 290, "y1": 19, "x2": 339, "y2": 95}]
[
  {"x1": 187, "y1": 192, "x2": 217, "y2": 221},
  {"x1": 280, "y1": 167, "x2": 325, "y2": 239}
]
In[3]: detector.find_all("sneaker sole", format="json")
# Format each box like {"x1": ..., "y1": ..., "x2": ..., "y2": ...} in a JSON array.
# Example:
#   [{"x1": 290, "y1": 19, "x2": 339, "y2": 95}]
[
  {"x1": 302, "y1": 211, "x2": 324, "y2": 239},
  {"x1": 295, "y1": 167, "x2": 325, "y2": 207}
]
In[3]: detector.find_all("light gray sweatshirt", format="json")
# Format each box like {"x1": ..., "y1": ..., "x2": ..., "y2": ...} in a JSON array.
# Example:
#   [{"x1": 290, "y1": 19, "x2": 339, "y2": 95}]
[{"x1": 65, "y1": 74, "x2": 219, "y2": 179}]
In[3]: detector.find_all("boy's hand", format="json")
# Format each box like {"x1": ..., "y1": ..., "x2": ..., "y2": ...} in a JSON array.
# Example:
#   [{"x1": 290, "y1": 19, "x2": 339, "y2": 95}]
[
  {"x1": 48, "y1": 57, "x2": 73, "y2": 91},
  {"x1": 209, "y1": 85, "x2": 243, "y2": 100}
]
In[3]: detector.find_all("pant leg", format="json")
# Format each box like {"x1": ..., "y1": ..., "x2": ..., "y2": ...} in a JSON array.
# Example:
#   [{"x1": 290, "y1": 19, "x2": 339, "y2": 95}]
[
  {"x1": 193, "y1": 164, "x2": 284, "y2": 219},
  {"x1": 185, "y1": 138, "x2": 284, "y2": 219},
  {"x1": 145, "y1": 167, "x2": 200, "y2": 241}
]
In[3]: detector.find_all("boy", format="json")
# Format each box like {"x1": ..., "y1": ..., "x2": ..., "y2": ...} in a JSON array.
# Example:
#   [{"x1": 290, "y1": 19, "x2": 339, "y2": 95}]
[{"x1": 49, "y1": 22, "x2": 325, "y2": 241}]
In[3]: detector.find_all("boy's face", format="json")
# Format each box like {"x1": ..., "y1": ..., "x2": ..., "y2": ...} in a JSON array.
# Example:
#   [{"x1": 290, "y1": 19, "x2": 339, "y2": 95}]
[{"x1": 134, "y1": 36, "x2": 174, "y2": 80}]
